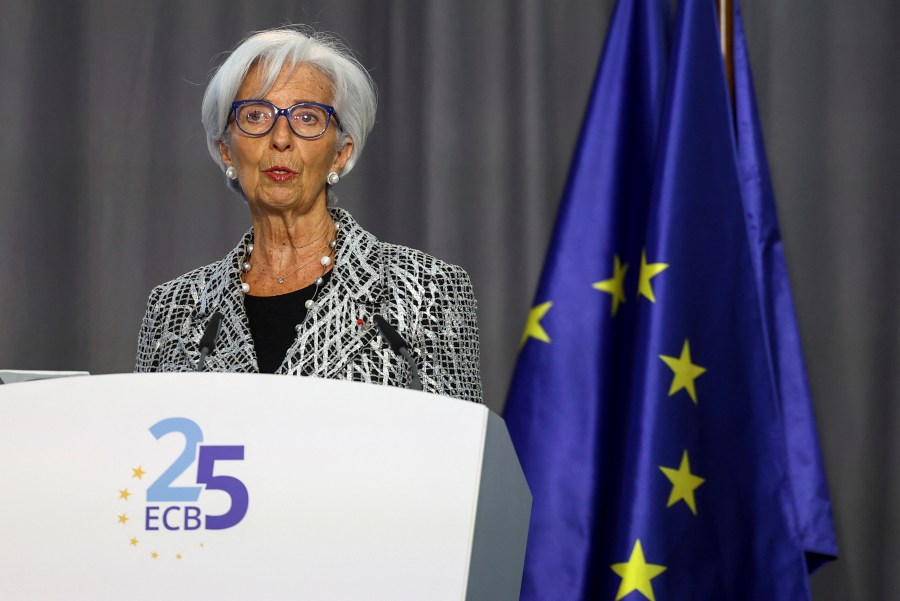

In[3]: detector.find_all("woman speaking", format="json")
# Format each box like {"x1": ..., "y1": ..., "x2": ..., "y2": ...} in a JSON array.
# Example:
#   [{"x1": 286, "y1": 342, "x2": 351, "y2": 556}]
[{"x1": 135, "y1": 26, "x2": 482, "y2": 404}]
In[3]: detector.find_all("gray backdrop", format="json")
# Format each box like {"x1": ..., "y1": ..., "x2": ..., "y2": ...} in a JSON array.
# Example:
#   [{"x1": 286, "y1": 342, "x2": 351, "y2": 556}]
[{"x1": 1, "y1": 1, "x2": 897, "y2": 598}]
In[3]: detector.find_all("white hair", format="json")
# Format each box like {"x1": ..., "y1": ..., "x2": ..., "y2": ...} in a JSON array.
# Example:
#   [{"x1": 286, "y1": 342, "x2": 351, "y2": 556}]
[{"x1": 201, "y1": 25, "x2": 377, "y2": 181}]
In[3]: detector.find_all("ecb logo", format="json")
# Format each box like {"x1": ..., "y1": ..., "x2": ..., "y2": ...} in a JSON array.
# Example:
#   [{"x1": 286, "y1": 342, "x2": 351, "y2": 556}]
[
  {"x1": 144, "y1": 417, "x2": 249, "y2": 531},
  {"x1": 115, "y1": 417, "x2": 249, "y2": 560}
]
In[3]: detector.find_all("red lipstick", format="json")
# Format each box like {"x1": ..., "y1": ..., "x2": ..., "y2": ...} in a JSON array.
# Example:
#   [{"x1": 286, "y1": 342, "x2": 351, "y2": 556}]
[{"x1": 264, "y1": 166, "x2": 297, "y2": 182}]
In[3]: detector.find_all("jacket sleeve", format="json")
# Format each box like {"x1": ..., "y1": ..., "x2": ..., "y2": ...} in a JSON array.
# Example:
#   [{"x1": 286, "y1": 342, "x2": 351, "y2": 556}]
[
  {"x1": 416, "y1": 263, "x2": 483, "y2": 404},
  {"x1": 134, "y1": 286, "x2": 163, "y2": 372}
]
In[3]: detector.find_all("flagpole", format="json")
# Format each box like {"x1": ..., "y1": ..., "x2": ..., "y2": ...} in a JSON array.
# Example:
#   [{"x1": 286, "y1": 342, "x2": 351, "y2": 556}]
[{"x1": 716, "y1": 0, "x2": 735, "y2": 104}]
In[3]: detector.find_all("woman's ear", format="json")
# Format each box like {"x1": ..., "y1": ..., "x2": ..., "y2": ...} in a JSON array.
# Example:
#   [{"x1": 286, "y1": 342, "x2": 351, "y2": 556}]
[
  {"x1": 333, "y1": 137, "x2": 355, "y2": 174},
  {"x1": 218, "y1": 139, "x2": 232, "y2": 167}
]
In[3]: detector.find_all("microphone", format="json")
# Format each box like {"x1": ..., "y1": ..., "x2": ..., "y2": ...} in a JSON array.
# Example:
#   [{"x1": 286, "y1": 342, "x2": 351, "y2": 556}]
[
  {"x1": 373, "y1": 314, "x2": 422, "y2": 391},
  {"x1": 196, "y1": 311, "x2": 224, "y2": 372}
]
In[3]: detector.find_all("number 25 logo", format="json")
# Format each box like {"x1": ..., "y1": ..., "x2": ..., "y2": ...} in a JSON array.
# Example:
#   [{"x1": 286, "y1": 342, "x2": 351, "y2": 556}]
[{"x1": 145, "y1": 417, "x2": 249, "y2": 530}]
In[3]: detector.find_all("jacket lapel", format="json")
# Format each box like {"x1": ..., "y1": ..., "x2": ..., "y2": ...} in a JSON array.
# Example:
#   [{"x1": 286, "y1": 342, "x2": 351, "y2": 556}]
[
  {"x1": 283, "y1": 208, "x2": 386, "y2": 378},
  {"x1": 196, "y1": 230, "x2": 259, "y2": 373}
]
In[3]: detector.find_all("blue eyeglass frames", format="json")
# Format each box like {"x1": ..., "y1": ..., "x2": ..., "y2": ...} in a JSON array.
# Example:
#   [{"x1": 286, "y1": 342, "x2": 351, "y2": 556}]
[{"x1": 229, "y1": 100, "x2": 342, "y2": 139}]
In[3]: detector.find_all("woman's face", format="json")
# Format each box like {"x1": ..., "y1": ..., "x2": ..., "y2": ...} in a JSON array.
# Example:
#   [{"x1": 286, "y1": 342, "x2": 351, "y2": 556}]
[{"x1": 219, "y1": 63, "x2": 352, "y2": 216}]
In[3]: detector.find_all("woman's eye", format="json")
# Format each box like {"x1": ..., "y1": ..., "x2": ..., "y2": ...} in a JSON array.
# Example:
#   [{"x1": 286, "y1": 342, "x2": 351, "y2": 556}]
[
  {"x1": 293, "y1": 111, "x2": 320, "y2": 126},
  {"x1": 245, "y1": 110, "x2": 265, "y2": 123}
]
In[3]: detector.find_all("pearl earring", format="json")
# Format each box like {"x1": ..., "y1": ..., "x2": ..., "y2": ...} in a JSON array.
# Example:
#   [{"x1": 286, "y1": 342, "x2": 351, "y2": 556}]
[
  {"x1": 225, "y1": 166, "x2": 238, "y2": 180},
  {"x1": 327, "y1": 171, "x2": 340, "y2": 185}
]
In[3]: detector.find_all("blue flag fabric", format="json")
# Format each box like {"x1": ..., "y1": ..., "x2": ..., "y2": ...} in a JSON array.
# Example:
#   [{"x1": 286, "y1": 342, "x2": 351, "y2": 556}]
[
  {"x1": 731, "y1": 4, "x2": 837, "y2": 571},
  {"x1": 504, "y1": 0, "x2": 836, "y2": 599},
  {"x1": 503, "y1": 0, "x2": 670, "y2": 597}
]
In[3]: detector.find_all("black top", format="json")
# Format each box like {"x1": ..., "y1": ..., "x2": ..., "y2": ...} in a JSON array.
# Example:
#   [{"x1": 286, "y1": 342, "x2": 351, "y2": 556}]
[{"x1": 244, "y1": 272, "x2": 332, "y2": 373}]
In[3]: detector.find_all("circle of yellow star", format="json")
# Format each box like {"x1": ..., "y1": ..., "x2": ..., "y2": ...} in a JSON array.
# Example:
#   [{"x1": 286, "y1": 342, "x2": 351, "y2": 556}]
[
  {"x1": 637, "y1": 249, "x2": 669, "y2": 303},
  {"x1": 659, "y1": 450, "x2": 706, "y2": 515},
  {"x1": 118, "y1": 488, "x2": 132, "y2": 501},
  {"x1": 132, "y1": 466, "x2": 146, "y2": 480},
  {"x1": 520, "y1": 301, "x2": 552, "y2": 348},
  {"x1": 659, "y1": 339, "x2": 707, "y2": 404},
  {"x1": 593, "y1": 255, "x2": 628, "y2": 316},
  {"x1": 610, "y1": 539, "x2": 667, "y2": 601},
  {"x1": 117, "y1": 513, "x2": 129, "y2": 525}
]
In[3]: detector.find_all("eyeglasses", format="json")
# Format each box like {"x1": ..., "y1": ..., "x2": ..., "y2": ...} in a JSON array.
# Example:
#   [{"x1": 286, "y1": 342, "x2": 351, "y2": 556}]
[{"x1": 230, "y1": 100, "x2": 342, "y2": 139}]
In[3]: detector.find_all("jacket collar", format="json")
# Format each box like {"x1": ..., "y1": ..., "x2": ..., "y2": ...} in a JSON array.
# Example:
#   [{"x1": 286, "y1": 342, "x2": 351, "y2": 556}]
[{"x1": 327, "y1": 206, "x2": 387, "y2": 306}]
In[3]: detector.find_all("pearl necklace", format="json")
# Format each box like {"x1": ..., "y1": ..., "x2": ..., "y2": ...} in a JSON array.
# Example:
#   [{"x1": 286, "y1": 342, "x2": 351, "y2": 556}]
[
  {"x1": 251, "y1": 241, "x2": 334, "y2": 284},
  {"x1": 239, "y1": 223, "x2": 340, "y2": 312}
]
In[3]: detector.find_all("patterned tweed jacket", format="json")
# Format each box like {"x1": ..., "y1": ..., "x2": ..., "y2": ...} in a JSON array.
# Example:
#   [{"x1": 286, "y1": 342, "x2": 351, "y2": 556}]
[{"x1": 135, "y1": 207, "x2": 482, "y2": 404}]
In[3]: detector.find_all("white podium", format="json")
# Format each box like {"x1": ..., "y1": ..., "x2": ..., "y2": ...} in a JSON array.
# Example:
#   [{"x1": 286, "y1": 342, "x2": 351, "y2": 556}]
[{"x1": 0, "y1": 374, "x2": 531, "y2": 601}]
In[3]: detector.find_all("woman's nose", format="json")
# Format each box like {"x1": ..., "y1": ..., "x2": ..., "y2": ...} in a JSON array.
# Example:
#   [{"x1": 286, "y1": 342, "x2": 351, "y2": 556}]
[{"x1": 269, "y1": 114, "x2": 293, "y2": 150}]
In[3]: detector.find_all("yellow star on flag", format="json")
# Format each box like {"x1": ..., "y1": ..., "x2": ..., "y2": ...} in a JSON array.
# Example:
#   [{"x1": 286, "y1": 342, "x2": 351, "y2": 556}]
[
  {"x1": 176, "y1": 553, "x2": 183, "y2": 560},
  {"x1": 132, "y1": 466, "x2": 146, "y2": 480},
  {"x1": 593, "y1": 255, "x2": 628, "y2": 316},
  {"x1": 129, "y1": 537, "x2": 139, "y2": 547},
  {"x1": 117, "y1": 513, "x2": 129, "y2": 525},
  {"x1": 520, "y1": 301, "x2": 552, "y2": 348},
  {"x1": 118, "y1": 488, "x2": 132, "y2": 501},
  {"x1": 637, "y1": 249, "x2": 668, "y2": 303},
  {"x1": 659, "y1": 339, "x2": 707, "y2": 404},
  {"x1": 151, "y1": 552, "x2": 159, "y2": 560},
  {"x1": 659, "y1": 450, "x2": 706, "y2": 515},
  {"x1": 610, "y1": 539, "x2": 667, "y2": 601}
]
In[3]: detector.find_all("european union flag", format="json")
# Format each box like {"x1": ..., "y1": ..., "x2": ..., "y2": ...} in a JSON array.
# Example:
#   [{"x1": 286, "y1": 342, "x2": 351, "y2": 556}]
[{"x1": 504, "y1": 0, "x2": 837, "y2": 599}]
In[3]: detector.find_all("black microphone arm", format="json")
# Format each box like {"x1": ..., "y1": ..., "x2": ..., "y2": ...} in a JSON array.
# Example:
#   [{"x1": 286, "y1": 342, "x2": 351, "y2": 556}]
[
  {"x1": 373, "y1": 314, "x2": 423, "y2": 391},
  {"x1": 196, "y1": 311, "x2": 224, "y2": 372}
]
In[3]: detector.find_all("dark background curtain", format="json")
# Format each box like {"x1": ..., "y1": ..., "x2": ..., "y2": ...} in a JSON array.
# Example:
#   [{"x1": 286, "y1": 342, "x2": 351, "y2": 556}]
[{"x1": 1, "y1": 1, "x2": 897, "y2": 598}]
